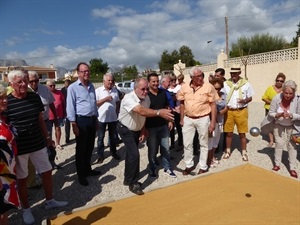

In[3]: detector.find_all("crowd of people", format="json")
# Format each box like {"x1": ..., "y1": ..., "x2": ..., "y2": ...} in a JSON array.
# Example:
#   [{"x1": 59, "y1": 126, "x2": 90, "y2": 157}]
[{"x1": 0, "y1": 62, "x2": 299, "y2": 224}]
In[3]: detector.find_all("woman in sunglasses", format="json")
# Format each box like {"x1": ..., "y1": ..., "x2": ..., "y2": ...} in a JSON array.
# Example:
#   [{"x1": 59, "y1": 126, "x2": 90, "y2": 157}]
[{"x1": 262, "y1": 73, "x2": 286, "y2": 147}]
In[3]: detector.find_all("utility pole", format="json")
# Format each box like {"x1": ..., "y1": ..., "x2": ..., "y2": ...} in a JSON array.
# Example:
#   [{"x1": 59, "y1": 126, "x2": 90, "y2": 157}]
[{"x1": 225, "y1": 15, "x2": 228, "y2": 57}]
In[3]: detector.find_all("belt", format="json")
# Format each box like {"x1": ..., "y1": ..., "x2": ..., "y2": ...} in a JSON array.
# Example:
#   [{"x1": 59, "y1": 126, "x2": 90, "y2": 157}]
[
  {"x1": 185, "y1": 113, "x2": 210, "y2": 119},
  {"x1": 76, "y1": 115, "x2": 96, "y2": 119},
  {"x1": 228, "y1": 106, "x2": 247, "y2": 111}
]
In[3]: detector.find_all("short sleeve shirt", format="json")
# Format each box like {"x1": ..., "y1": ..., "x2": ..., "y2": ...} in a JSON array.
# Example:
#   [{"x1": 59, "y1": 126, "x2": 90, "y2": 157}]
[
  {"x1": 95, "y1": 86, "x2": 120, "y2": 122},
  {"x1": 176, "y1": 82, "x2": 218, "y2": 117},
  {"x1": 118, "y1": 91, "x2": 150, "y2": 131}
]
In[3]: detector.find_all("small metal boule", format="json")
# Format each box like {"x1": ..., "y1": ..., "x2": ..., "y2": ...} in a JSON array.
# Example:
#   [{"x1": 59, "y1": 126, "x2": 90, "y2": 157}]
[{"x1": 250, "y1": 127, "x2": 260, "y2": 137}]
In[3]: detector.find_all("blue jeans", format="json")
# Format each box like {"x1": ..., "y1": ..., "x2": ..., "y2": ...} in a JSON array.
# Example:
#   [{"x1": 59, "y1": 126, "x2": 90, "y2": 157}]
[
  {"x1": 97, "y1": 121, "x2": 117, "y2": 157},
  {"x1": 146, "y1": 125, "x2": 171, "y2": 172}
]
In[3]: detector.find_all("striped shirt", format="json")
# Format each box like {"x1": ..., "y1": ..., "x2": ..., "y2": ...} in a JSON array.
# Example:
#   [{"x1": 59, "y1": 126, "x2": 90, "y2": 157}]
[{"x1": 5, "y1": 92, "x2": 46, "y2": 155}]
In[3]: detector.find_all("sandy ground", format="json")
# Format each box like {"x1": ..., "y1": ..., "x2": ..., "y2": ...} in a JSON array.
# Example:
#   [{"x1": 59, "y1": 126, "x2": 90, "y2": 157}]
[{"x1": 8, "y1": 102, "x2": 300, "y2": 225}]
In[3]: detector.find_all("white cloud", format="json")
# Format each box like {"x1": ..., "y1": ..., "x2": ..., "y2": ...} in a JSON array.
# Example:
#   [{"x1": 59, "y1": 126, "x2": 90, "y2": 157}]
[
  {"x1": 2, "y1": 0, "x2": 299, "y2": 71},
  {"x1": 91, "y1": 5, "x2": 135, "y2": 19}
]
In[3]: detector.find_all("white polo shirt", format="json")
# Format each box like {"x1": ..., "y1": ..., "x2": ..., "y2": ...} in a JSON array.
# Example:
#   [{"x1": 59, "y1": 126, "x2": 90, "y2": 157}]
[{"x1": 118, "y1": 91, "x2": 150, "y2": 131}]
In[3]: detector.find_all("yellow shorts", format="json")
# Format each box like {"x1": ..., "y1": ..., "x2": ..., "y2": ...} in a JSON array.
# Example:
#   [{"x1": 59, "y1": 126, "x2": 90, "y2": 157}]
[{"x1": 224, "y1": 108, "x2": 248, "y2": 133}]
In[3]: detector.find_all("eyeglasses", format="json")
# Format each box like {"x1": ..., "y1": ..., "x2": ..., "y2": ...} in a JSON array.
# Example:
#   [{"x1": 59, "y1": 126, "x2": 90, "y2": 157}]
[
  {"x1": 276, "y1": 80, "x2": 284, "y2": 83},
  {"x1": 29, "y1": 79, "x2": 39, "y2": 84},
  {"x1": 78, "y1": 70, "x2": 90, "y2": 73},
  {"x1": 138, "y1": 87, "x2": 148, "y2": 92},
  {"x1": 48, "y1": 85, "x2": 56, "y2": 87},
  {"x1": 193, "y1": 75, "x2": 203, "y2": 79}
]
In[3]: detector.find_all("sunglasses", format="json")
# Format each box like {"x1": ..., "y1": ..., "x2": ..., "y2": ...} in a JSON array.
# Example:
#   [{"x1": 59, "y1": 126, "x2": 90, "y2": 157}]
[
  {"x1": 49, "y1": 85, "x2": 56, "y2": 87},
  {"x1": 29, "y1": 79, "x2": 39, "y2": 84},
  {"x1": 276, "y1": 80, "x2": 284, "y2": 83}
]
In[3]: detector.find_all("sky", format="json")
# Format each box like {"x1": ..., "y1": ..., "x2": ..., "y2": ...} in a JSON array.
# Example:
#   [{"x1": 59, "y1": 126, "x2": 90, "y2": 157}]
[{"x1": 0, "y1": 0, "x2": 299, "y2": 72}]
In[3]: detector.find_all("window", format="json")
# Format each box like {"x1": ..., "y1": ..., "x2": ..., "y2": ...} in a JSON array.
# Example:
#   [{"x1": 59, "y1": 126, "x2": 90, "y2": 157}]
[{"x1": 124, "y1": 82, "x2": 131, "y2": 88}]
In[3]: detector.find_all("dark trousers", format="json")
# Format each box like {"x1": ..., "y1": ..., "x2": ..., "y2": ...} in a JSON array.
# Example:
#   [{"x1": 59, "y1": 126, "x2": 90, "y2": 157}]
[
  {"x1": 97, "y1": 121, "x2": 117, "y2": 157},
  {"x1": 117, "y1": 122, "x2": 140, "y2": 185},
  {"x1": 65, "y1": 118, "x2": 70, "y2": 142},
  {"x1": 170, "y1": 112, "x2": 183, "y2": 146},
  {"x1": 75, "y1": 116, "x2": 97, "y2": 179}
]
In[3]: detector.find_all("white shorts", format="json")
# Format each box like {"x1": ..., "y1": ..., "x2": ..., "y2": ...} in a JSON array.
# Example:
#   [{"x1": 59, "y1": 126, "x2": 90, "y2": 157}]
[{"x1": 16, "y1": 147, "x2": 52, "y2": 179}]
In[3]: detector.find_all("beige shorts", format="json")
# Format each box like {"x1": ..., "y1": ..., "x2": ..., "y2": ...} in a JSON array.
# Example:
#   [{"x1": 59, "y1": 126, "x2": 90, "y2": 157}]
[{"x1": 16, "y1": 147, "x2": 52, "y2": 179}]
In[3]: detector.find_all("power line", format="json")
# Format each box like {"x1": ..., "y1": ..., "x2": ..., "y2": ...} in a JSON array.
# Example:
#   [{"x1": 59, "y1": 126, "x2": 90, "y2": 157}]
[{"x1": 3, "y1": 4, "x2": 299, "y2": 62}]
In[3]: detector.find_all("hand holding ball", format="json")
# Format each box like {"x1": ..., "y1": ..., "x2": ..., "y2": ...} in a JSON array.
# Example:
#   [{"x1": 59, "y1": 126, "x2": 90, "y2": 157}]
[{"x1": 250, "y1": 127, "x2": 260, "y2": 137}]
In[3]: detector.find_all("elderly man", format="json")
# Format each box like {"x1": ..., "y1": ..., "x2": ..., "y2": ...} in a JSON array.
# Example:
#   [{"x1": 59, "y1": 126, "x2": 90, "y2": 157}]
[
  {"x1": 117, "y1": 78, "x2": 174, "y2": 195},
  {"x1": 95, "y1": 73, "x2": 120, "y2": 163},
  {"x1": 177, "y1": 66, "x2": 218, "y2": 175},
  {"x1": 28, "y1": 72, "x2": 60, "y2": 180},
  {"x1": 28, "y1": 71, "x2": 58, "y2": 136},
  {"x1": 6, "y1": 70, "x2": 68, "y2": 225},
  {"x1": 67, "y1": 62, "x2": 100, "y2": 186},
  {"x1": 223, "y1": 65, "x2": 254, "y2": 161}
]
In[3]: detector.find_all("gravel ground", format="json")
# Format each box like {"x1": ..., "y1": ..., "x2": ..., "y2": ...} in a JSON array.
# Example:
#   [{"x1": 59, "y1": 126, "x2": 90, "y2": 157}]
[{"x1": 8, "y1": 102, "x2": 300, "y2": 225}]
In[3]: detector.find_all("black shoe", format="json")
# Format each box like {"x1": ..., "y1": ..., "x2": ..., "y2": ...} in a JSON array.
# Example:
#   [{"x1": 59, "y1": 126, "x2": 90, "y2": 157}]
[
  {"x1": 129, "y1": 183, "x2": 144, "y2": 195},
  {"x1": 89, "y1": 170, "x2": 102, "y2": 176},
  {"x1": 149, "y1": 169, "x2": 157, "y2": 178},
  {"x1": 51, "y1": 162, "x2": 62, "y2": 170},
  {"x1": 123, "y1": 180, "x2": 129, "y2": 186},
  {"x1": 79, "y1": 178, "x2": 89, "y2": 186},
  {"x1": 97, "y1": 156, "x2": 104, "y2": 164},
  {"x1": 112, "y1": 153, "x2": 121, "y2": 160}
]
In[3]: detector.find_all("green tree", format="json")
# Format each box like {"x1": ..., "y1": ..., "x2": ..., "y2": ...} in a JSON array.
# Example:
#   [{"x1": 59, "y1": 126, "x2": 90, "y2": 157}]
[
  {"x1": 158, "y1": 50, "x2": 178, "y2": 71},
  {"x1": 291, "y1": 22, "x2": 300, "y2": 47},
  {"x1": 230, "y1": 33, "x2": 289, "y2": 57},
  {"x1": 89, "y1": 58, "x2": 109, "y2": 81},
  {"x1": 158, "y1": 45, "x2": 199, "y2": 71},
  {"x1": 122, "y1": 65, "x2": 138, "y2": 80},
  {"x1": 179, "y1": 45, "x2": 197, "y2": 67}
]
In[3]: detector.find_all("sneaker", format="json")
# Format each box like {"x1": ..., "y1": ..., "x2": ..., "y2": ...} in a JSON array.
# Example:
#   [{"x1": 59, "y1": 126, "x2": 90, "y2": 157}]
[
  {"x1": 164, "y1": 169, "x2": 177, "y2": 178},
  {"x1": 45, "y1": 199, "x2": 68, "y2": 209},
  {"x1": 23, "y1": 208, "x2": 35, "y2": 225}
]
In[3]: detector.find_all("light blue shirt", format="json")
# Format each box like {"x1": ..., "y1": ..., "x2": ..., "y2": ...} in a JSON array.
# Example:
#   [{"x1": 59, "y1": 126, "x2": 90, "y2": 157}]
[{"x1": 66, "y1": 79, "x2": 98, "y2": 122}]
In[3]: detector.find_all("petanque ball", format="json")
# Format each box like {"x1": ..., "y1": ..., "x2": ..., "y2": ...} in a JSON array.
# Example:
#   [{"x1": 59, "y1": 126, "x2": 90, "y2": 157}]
[{"x1": 250, "y1": 127, "x2": 260, "y2": 137}]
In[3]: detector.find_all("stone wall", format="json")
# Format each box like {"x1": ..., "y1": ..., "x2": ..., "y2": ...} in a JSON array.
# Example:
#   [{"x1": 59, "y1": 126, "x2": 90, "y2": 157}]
[{"x1": 175, "y1": 38, "x2": 300, "y2": 102}]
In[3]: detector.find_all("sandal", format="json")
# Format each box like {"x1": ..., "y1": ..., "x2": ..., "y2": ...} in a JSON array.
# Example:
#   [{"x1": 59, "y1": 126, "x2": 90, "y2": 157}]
[
  {"x1": 210, "y1": 161, "x2": 218, "y2": 168},
  {"x1": 242, "y1": 153, "x2": 248, "y2": 162},
  {"x1": 213, "y1": 158, "x2": 220, "y2": 164},
  {"x1": 223, "y1": 151, "x2": 231, "y2": 159}
]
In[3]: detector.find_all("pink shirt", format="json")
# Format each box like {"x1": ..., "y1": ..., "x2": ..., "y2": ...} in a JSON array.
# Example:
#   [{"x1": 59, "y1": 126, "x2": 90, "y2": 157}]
[{"x1": 49, "y1": 90, "x2": 65, "y2": 120}]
